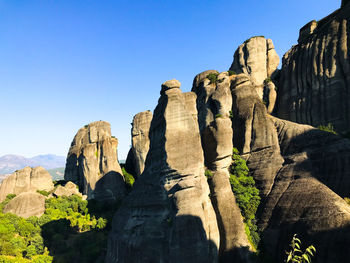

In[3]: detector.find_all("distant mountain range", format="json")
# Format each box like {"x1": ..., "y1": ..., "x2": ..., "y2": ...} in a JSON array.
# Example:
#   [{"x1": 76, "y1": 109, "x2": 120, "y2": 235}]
[{"x1": 0, "y1": 154, "x2": 66, "y2": 175}]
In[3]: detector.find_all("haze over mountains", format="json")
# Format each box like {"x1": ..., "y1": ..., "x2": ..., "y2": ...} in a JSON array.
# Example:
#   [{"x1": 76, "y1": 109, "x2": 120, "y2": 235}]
[{"x1": 0, "y1": 154, "x2": 65, "y2": 175}]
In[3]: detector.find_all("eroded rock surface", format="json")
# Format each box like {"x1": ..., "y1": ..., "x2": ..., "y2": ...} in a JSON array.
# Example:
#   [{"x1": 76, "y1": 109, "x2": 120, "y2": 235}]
[
  {"x1": 192, "y1": 70, "x2": 253, "y2": 262},
  {"x1": 64, "y1": 121, "x2": 126, "y2": 201},
  {"x1": 229, "y1": 73, "x2": 350, "y2": 263},
  {"x1": 53, "y1": 181, "x2": 83, "y2": 198},
  {"x1": 276, "y1": 4, "x2": 350, "y2": 133},
  {"x1": 229, "y1": 37, "x2": 279, "y2": 88},
  {"x1": 128, "y1": 110, "x2": 153, "y2": 177},
  {"x1": 0, "y1": 166, "x2": 53, "y2": 202},
  {"x1": 3, "y1": 192, "x2": 46, "y2": 218},
  {"x1": 106, "y1": 80, "x2": 220, "y2": 263}
]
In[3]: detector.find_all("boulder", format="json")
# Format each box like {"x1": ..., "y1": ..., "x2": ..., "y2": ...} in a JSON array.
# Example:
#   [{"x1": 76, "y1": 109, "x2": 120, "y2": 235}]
[
  {"x1": 276, "y1": 4, "x2": 350, "y2": 133},
  {"x1": 53, "y1": 181, "x2": 81, "y2": 197},
  {"x1": 106, "y1": 80, "x2": 220, "y2": 263},
  {"x1": 0, "y1": 166, "x2": 53, "y2": 202},
  {"x1": 3, "y1": 192, "x2": 46, "y2": 218},
  {"x1": 64, "y1": 121, "x2": 126, "y2": 201}
]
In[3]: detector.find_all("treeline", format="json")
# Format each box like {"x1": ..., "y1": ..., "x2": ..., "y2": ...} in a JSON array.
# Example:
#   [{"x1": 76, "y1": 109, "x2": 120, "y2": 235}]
[{"x1": 0, "y1": 193, "x2": 118, "y2": 263}]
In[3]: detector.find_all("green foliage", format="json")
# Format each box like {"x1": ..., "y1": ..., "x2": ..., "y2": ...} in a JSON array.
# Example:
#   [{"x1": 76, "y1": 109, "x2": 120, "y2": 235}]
[
  {"x1": 285, "y1": 234, "x2": 316, "y2": 263},
  {"x1": 345, "y1": 197, "x2": 350, "y2": 205},
  {"x1": 95, "y1": 151, "x2": 98, "y2": 158},
  {"x1": 229, "y1": 147, "x2": 261, "y2": 249},
  {"x1": 263, "y1": 77, "x2": 271, "y2": 85},
  {"x1": 0, "y1": 194, "x2": 16, "y2": 212},
  {"x1": 215, "y1": 113, "x2": 223, "y2": 118},
  {"x1": 205, "y1": 169, "x2": 213, "y2": 179},
  {"x1": 207, "y1": 73, "x2": 219, "y2": 84},
  {"x1": 228, "y1": 70, "x2": 236, "y2": 76},
  {"x1": 229, "y1": 110, "x2": 234, "y2": 119},
  {"x1": 122, "y1": 167, "x2": 135, "y2": 189},
  {"x1": 37, "y1": 190, "x2": 50, "y2": 197},
  {"x1": 318, "y1": 123, "x2": 337, "y2": 135}
]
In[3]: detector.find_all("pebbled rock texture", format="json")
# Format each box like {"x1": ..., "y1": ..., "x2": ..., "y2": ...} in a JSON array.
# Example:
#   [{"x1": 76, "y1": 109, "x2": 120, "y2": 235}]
[
  {"x1": 0, "y1": 166, "x2": 53, "y2": 202},
  {"x1": 64, "y1": 121, "x2": 126, "y2": 201}
]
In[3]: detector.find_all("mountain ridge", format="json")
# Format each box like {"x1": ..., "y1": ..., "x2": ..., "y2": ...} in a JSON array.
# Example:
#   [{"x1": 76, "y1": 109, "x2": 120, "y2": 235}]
[{"x1": 0, "y1": 154, "x2": 66, "y2": 175}]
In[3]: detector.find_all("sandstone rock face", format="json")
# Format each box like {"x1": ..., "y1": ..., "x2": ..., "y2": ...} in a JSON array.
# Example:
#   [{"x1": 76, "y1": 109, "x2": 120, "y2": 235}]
[
  {"x1": 3, "y1": 192, "x2": 46, "y2": 218},
  {"x1": 53, "y1": 181, "x2": 82, "y2": 198},
  {"x1": 0, "y1": 166, "x2": 53, "y2": 202},
  {"x1": 276, "y1": 4, "x2": 350, "y2": 133},
  {"x1": 192, "y1": 70, "x2": 253, "y2": 262},
  {"x1": 128, "y1": 111, "x2": 153, "y2": 177},
  {"x1": 106, "y1": 80, "x2": 220, "y2": 263},
  {"x1": 229, "y1": 36, "x2": 279, "y2": 88},
  {"x1": 64, "y1": 121, "x2": 126, "y2": 201}
]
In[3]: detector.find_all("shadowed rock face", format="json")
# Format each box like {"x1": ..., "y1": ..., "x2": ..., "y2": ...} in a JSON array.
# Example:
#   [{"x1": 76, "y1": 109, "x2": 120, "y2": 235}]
[
  {"x1": 0, "y1": 166, "x2": 53, "y2": 202},
  {"x1": 64, "y1": 121, "x2": 126, "y2": 201},
  {"x1": 276, "y1": 4, "x2": 350, "y2": 133},
  {"x1": 106, "y1": 80, "x2": 220, "y2": 263},
  {"x1": 128, "y1": 110, "x2": 153, "y2": 177},
  {"x1": 228, "y1": 73, "x2": 350, "y2": 263},
  {"x1": 3, "y1": 192, "x2": 46, "y2": 218}
]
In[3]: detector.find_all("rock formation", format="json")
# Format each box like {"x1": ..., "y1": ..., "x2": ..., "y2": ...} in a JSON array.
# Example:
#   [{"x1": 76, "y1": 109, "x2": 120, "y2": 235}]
[
  {"x1": 0, "y1": 166, "x2": 53, "y2": 202},
  {"x1": 126, "y1": 110, "x2": 153, "y2": 177},
  {"x1": 192, "y1": 70, "x2": 253, "y2": 262},
  {"x1": 229, "y1": 72, "x2": 350, "y2": 263},
  {"x1": 229, "y1": 36, "x2": 279, "y2": 89},
  {"x1": 53, "y1": 181, "x2": 83, "y2": 198},
  {"x1": 3, "y1": 192, "x2": 46, "y2": 218},
  {"x1": 106, "y1": 80, "x2": 221, "y2": 263},
  {"x1": 64, "y1": 121, "x2": 126, "y2": 201},
  {"x1": 276, "y1": 3, "x2": 350, "y2": 133}
]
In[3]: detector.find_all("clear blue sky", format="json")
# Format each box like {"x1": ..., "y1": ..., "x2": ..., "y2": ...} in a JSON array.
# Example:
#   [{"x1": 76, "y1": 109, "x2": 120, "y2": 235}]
[{"x1": 0, "y1": 0, "x2": 340, "y2": 160}]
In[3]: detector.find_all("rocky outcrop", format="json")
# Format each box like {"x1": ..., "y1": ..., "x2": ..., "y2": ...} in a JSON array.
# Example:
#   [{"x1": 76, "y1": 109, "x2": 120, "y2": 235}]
[
  {"x1": 53, "y1": 181, "x2": 83, "y2": 198},
  {"x1": 106, "y1": 80, "x2": 220, "y2": 263},
  {"x1": 3, "y1": 192, "x2": 46, "y2": 218},
  {"x1": 0, "y1": 166, "x2": 53, "y2": 202},
  {"x1": 192, "y1": 70, "x2": 253, "y2": 262},
  {"x1": 259, "y1": 117, "x2": 350, "y2": 263},
  {"x1": 127, "y1": 110, "x2": 153, "y2": 177},
  {"x1": 276, "y1": 4, "x2": 350, "y2": 133},
  {"x1": 229, "y1": 73, "x2": 350, "y2": 263},
  {"x1": 64, "y1": 121, "x2": 126, "y2": 201},
  {"x1": 231, "y1": 74, "x2": 284, "y2": 198},
  {"x1": 229, "y1": 36, "x2": 279, "y2": 89}
]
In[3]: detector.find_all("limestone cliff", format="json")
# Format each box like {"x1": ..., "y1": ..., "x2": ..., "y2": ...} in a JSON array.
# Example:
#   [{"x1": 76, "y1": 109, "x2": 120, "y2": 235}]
[
  {"x1": 64, "y1": 121, "x2": 126, "y2": 201},
  {"x1": 276, "y1": 3, "x2": 350, "y2": 133}
]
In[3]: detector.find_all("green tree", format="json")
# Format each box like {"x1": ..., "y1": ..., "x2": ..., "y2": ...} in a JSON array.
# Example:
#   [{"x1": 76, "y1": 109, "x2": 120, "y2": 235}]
[
  {"x1": 285, "y1": 234, "x2": 316, "y2": 263},
  {"x1": 230, "y1": 147, "x2": 261, "y2": 248}
]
